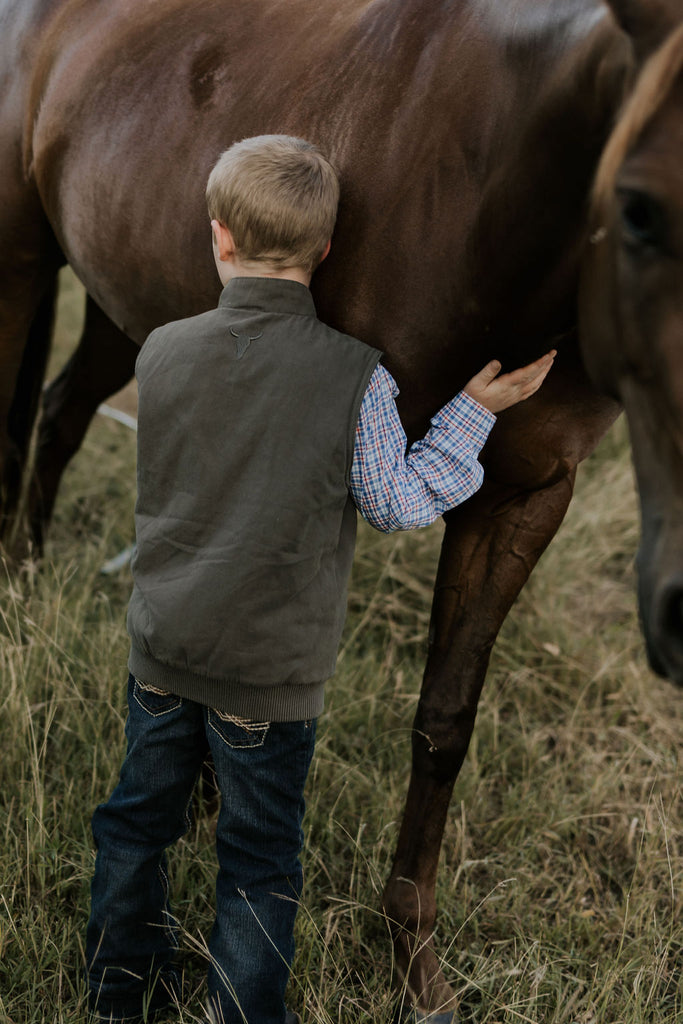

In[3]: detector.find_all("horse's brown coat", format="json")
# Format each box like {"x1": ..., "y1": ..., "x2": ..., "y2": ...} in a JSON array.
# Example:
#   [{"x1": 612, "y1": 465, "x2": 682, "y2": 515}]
[{"x1": 1, "y1": 0, "x2": 683, "y2": 1018}]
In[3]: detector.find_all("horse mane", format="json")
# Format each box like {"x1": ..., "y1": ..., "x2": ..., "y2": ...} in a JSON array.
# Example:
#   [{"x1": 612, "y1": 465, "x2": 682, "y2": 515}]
[{"x1": 591, "y1": 20, "x2": 683, "y2": 217}]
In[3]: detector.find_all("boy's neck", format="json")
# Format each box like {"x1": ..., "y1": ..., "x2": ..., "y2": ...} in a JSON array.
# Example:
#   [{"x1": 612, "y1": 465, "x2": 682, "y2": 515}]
[
  {"x1": 211, "y1": 221, "x2": 322, "y2": 290},
  {"x1": 220, "y1": 262, "x2": 312, "y2": 289}
]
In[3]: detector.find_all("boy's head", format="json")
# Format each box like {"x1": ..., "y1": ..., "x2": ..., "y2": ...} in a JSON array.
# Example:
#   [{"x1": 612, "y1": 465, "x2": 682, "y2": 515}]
[{"x1": 206, "y1": 135, "x2": 339, "y2": 278}]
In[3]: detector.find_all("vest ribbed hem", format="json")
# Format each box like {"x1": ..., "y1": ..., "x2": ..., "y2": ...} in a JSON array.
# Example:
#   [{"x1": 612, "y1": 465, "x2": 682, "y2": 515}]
[{"x1": 128, "y1": 644, "x2": 325, "y2": 722}]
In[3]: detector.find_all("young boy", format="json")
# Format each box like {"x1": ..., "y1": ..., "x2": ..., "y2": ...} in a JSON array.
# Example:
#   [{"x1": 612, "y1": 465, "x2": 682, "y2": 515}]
[{"x1": 86, "y1": 135, "x2": 554, "y2": 1024}]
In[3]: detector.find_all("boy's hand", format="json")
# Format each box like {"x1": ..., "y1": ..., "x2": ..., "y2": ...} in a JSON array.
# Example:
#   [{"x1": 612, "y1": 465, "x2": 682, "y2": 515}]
[{"x1": 463, "y1": 350, "x2": 556, "y2": 414}]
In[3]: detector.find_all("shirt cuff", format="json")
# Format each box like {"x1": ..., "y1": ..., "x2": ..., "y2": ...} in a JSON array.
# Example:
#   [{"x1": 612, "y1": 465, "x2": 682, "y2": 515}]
[{"x1": 431, "y1": 391, "x2": 496, "y2": 451}]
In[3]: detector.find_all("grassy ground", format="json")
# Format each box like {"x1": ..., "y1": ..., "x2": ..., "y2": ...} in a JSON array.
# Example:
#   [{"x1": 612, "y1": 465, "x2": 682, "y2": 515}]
[{"x1": 0, "y1": 271, "x2": 680, "y2": 1023}]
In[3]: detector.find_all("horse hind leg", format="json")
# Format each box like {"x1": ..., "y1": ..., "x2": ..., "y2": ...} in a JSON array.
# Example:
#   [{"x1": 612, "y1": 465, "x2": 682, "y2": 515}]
[
  {"x1": 383, "y1": 472, "x2": 576, "y2": 1022},
  {"x1": 0, "y1": 199, "x2": 65, "y2": 554},
  {"x1": 0, "y1": 275, "x2": 60, "y2": 551},
  {"x1": 27, "y1": 294, "x2": 139, "y2": 549}
]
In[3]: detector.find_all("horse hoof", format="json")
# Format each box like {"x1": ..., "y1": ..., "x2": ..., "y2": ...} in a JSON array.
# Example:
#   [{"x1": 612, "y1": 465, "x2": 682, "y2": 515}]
[{"x1": 393, "y1": 1006, "x2": 457, "y2": 1024}]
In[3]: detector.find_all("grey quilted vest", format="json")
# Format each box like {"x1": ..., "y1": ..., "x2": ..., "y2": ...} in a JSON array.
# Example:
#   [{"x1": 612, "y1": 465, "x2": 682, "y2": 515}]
[{"x1": 127, "y1": 277, "x2": 381, "y2": 721}]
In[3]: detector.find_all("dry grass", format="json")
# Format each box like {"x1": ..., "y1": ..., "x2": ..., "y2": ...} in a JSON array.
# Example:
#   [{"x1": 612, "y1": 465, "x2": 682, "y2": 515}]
[{"x1": 0, "y1": 270, "x2": 680, "y2": 1023}]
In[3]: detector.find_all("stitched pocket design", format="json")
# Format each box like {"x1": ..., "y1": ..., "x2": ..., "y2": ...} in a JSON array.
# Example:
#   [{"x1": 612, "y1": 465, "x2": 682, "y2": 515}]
[
  {"x1": 133, "y1": 678, "x2": 183, "y2": 717},
  {"x1": 208, "y1": 709, "x2": 270, "y2": 749}
]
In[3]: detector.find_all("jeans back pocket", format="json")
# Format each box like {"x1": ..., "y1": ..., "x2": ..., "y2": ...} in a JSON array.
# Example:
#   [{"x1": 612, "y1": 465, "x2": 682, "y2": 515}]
[
  {"x1": 133, "y1": 677, "x2": 183, "y2": 717},
  {"x1": 208, "y1": 709, "x2": 270, "y2": 749}
]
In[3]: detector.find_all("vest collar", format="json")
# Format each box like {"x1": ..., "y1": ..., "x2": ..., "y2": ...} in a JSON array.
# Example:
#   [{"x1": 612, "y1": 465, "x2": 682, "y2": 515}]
[{"x1": 218, "y1": 277, "x2": 317, "y2": 317}]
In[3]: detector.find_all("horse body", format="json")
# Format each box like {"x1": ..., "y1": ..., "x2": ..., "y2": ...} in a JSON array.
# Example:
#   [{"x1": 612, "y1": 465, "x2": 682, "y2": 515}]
[
  {"x1": 1, "y1": 0, "x2": 683, "y2": 1018},
  {"x1": 27, "y1": 0, "x2": 618, "y2": 418}
]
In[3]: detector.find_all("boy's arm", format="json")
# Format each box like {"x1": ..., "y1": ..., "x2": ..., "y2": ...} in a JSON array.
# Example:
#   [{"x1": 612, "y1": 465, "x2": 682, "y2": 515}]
[
  {"x1": 350, "y1": 365, "x2": 496, "y2": 533},
  {"x1": 350, "y1": 350, "x2": 555, "y2": 534}
]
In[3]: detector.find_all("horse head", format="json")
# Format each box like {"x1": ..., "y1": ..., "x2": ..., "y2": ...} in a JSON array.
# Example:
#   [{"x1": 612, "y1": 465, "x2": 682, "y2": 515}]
[{"x1": 580, "y1": 0, "x2": 683, "y2": 684}]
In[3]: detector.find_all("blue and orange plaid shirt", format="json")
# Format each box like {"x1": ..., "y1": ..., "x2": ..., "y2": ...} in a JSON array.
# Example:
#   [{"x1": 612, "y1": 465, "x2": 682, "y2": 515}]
[{"x1": 350, "y1": 364, "x2": 496, "y2": 533}]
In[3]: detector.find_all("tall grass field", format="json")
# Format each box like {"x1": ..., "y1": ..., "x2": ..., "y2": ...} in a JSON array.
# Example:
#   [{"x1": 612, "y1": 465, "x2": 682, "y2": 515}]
[{"x1": 0, "y1": 270, "x2": 680, "y2": 1023}]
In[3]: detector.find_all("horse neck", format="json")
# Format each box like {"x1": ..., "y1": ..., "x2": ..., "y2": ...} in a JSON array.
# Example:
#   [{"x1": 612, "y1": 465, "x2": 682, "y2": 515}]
[{"x1": 460, "y1": 14, "x2": 635, "y2": 350}]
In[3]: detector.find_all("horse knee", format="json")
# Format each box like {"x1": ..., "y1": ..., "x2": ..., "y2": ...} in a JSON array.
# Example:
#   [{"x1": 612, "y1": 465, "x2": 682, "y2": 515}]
[
  {"x1": 383, "y1": 875, "x2": 437, "y2": 941},
  {"x1": 412, "y1": 704, "x2": 476, "y2": 784}
]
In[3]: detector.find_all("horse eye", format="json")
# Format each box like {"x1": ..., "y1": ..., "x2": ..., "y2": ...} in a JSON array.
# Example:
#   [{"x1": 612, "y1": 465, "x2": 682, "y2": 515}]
[{"x1": 617, "y1": 188, "x2": 666, "y2": 250}]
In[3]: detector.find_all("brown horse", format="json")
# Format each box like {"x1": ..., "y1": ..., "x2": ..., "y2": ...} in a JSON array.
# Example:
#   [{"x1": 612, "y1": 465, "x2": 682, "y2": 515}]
[{"x1": 2, "y1": 0, "x2": 683, "y2": 1019}]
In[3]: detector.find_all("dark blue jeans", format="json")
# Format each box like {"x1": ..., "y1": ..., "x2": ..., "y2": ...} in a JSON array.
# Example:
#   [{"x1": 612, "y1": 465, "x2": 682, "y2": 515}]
[{"x1": 86, "y1": 675, "x2": 317, "y2": 1023}]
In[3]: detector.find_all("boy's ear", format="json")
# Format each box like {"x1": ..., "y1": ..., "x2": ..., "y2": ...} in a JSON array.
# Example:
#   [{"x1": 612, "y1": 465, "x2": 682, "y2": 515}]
[
  {"x1": 319, "y1": 239, "x2": 332, "y2": 264},
  {"x1": 211, "y1": 219, "x2": 237, "y2": 262}
]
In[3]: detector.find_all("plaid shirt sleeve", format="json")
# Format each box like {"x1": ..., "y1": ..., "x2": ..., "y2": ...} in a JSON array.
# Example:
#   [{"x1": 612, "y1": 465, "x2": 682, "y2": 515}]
[{"x1": 350, "y1": 364, "x2": 496, "y2": 533}]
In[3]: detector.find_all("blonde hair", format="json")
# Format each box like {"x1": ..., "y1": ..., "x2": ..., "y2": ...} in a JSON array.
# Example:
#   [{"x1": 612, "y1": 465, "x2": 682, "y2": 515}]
[
  {"x1": 591, "y1": 22, "x2": 683, "y2": 220},
  {"x1": 206, "y1": 135, "x2": 340, "y2": 273}
]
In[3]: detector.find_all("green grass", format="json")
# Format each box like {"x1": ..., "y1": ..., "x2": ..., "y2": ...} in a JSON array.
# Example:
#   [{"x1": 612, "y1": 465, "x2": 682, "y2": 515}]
[{"x1": 0, "y1": 270, "x2": 680, "y2": 1023}]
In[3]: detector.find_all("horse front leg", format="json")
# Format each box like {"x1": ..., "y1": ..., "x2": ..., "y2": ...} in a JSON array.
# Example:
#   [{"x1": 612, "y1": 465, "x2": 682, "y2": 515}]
[{"x1": 384, "y1": 472, "x2": 576, "y2": 1022}]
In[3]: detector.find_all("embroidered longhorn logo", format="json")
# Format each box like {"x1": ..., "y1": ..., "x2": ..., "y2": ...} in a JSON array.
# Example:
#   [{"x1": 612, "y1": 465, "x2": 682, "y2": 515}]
[{"x1": 230, "y1": 328, "x2": 263, "y2": 359}]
